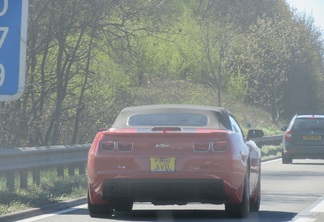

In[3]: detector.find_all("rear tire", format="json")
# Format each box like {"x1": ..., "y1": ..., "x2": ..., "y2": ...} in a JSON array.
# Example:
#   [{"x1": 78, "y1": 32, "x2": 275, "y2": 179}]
[
  {"x1": 250, "y1": 174, "x2": 261, "y2": 212},
  {"x1": 282, "y1": 152, "x2": 293, "y2": 164},
  {"x1": 88, "y1": 191, "x2": 113, "y2": 218},
  {"x1": 225, "y1": 176, "x2": 250, "y2": 218}
]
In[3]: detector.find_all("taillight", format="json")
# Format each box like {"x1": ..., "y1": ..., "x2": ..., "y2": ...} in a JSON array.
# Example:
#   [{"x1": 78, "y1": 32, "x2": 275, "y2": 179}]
[
  {"x1": 193, "y1": 141, "x2": 228, "y2": 152},
  {"x1": 100, "y1": 141, "x2": 115, "y2": 151},
  {"x1": 193, "y1": 142, "x2": 211, "y2": 152},
  {"x1": 117, "y1": 142, "x2": 133, "y2": 151},
  {"x1": 99, "y1": 141, "x2": 133, "y2": 152},
  {"x1": 212, "y1": 141, "x2": 228, "y2": 151},
  {"x1": 284, "y1": 130, "x2": 292, "y2": 141}
]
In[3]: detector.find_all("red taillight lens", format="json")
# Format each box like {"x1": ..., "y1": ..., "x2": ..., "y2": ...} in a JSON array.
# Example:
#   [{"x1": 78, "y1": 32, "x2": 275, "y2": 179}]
[
  {"x1": 212, "y1": 141, "x2": 228, "y2": 151},
  {"x1": 100, "y1": 141, "x2": 115, "y2": 151},
  {"x1": 193, "y1": 142, "x2": 210, "y2": 152},
  {"x1": 284, "y1": 130, "x2": 292, "y2": 141},
  {"x1": 99, "y1": 140, "x2": 133, "y2": 152},
  {"x1": 117, "y1": 142, "x2": 133, "y2": 151}
]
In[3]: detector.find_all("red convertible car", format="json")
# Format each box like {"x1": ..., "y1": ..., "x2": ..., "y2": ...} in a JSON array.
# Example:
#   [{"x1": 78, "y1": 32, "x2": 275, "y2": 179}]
[{"x1": 87, "y1": 104, "x2": 263, "y2": 218}]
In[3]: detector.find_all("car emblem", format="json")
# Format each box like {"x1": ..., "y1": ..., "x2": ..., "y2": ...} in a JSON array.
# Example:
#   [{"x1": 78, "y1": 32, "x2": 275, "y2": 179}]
[{"x1": 155, "y1": 144, "x2": 170, "y2": 148}]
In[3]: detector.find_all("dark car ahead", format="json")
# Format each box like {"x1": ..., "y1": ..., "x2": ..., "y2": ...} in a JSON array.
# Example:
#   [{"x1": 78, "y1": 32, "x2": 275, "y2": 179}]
[{"x1": 282, "y1": 114, "x2": 324, "y2": 164}]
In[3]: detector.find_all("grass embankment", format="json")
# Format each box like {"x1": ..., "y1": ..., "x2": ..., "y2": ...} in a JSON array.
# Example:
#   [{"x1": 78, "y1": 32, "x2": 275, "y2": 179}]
[
  {"x1": 261, "y1": 145, "x2": 282, "y2": 160},
  {"x1": 0, "y1": 145, "x2": 282, "y2": 215},
  {"x1": 0, "y1": 169, "x2": 87, "y2": 215}
]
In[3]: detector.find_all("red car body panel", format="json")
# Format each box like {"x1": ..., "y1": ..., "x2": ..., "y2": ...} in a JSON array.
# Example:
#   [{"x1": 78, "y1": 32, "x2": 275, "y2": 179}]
[{"x1": 87, "y1": 105, "x2": 261, "y2": 213}]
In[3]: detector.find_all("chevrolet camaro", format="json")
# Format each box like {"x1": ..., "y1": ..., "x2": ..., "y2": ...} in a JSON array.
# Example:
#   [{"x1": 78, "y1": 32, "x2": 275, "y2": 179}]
[{"x1": 87, "y1": 104, "x2": 264, "y2": 218}]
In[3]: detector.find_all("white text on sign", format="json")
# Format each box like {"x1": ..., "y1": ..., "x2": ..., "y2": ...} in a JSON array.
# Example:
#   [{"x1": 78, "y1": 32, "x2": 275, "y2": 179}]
[{"x1": 0, "y1": 0, "x2": 9, "y2": 87}]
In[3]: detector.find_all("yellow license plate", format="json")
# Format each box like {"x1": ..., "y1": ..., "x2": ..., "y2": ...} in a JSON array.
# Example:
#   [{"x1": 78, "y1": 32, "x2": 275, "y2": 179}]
[
  {"x1": 150, "y1": 157, "x2": 176, "y2": 172},
  {"x1": 302, "y1": 135, "x2": 322, "y2": 140}
]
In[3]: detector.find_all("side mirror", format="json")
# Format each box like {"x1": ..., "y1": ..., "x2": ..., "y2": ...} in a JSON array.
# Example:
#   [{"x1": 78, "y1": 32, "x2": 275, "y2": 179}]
[{"x1": 246, "y1": 129, "x2": 264, "y2": 141}]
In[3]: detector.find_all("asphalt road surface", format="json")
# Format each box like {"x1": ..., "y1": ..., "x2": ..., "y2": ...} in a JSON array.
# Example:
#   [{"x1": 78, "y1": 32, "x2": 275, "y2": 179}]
[{"x1": 11, "y1": 159, "x2": 324, "y2": 222}]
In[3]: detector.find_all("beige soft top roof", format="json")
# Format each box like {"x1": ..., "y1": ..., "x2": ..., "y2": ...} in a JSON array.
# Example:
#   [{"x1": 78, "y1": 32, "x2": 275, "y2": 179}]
[{"x1": 111, "y1": 104, "x2": 232, "y2": 130}]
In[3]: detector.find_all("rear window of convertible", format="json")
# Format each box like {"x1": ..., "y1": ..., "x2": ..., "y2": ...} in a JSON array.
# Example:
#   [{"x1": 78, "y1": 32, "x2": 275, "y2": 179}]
[{"x1": 128, "y1": 113, "x2": 208, "y2": 127}]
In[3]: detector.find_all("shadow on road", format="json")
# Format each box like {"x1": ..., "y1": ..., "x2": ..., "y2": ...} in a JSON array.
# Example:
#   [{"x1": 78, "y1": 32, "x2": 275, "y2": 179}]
[{"x1": 78, "y1": 208, "x2": 296, "y2": 222}]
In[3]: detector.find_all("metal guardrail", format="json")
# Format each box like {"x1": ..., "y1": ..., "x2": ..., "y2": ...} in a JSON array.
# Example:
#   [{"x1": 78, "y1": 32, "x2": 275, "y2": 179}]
[
  {"x1": 0, "y1": 144, "x2": 91, "y2": 191},
  {"x1": 0, "y1": 136, "x2": 283, "y2": 192},
  {"x1": 253, "y1": 135, "x2": 283, "y2": 147}
]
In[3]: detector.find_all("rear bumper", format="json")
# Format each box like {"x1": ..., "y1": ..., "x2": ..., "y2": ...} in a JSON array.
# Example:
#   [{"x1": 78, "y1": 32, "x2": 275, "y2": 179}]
[
  {"x1": 283, "y1": 144, "x2": 324, "y2": 159},
  {"x1": 102, "y1": 178, "x2": 227, "y2": 205},
  {"x1": 88, "y1": 170, "x2": 246, "y2": 206}
]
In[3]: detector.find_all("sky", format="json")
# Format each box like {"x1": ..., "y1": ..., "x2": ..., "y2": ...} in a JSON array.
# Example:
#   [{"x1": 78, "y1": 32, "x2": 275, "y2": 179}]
[{"x1": 286, "y1": 0, "x2": 324, "y2": 32}]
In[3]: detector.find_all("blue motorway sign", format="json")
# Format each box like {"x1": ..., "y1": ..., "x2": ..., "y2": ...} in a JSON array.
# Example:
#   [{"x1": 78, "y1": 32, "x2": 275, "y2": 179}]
[{"x1": 0, "y1": 0, "x2": 28, "y2": 101}]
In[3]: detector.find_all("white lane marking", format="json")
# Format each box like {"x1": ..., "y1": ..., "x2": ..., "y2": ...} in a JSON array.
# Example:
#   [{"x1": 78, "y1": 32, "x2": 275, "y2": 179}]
[
  {"x1": 294, "y1": 218, "x2": 316, "y2": 222},
  {"x1": 261, "y1": 158, "x2": 281, "y2": 165},
  {"x1": 310, "y1": 199, "x2": 324, "y2": 213},
  {"x1": 293, "y1": 195, "x2": 324, "y2": 221},
  {"x1": 15, "y1": 204, "x2": 87, "y2": 222}
]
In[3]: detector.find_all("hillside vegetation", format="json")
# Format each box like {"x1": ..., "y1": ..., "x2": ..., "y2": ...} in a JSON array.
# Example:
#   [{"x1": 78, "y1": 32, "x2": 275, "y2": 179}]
[
  {"x1": 1, "y1": 0, "x2": 323, "y2": 148},
  {"x1": 126, "y1": 79, "x2": 283, "y2": 134}
]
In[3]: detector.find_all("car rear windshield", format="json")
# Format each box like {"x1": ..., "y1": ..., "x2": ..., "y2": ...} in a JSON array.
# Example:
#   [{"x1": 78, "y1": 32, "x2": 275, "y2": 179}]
[
  {"x1": 128, "y1": 113, "x2": 208, "y2": 127},
  {"x1": 292, "y1": 118, "x2": 324, "y2": 130}
]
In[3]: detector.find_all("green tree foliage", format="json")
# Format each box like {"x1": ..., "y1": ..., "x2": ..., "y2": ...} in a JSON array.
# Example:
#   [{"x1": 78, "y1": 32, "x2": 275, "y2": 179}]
[
  {"x1": 242, "y1": 16, "x2": 301, "y2": 122},
  {"x1": 282, "y1": 13, "x2": 324, "y2": 117},
  {"x1": 0, "y1": 0, "x2": 323, "y2": 147}
]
